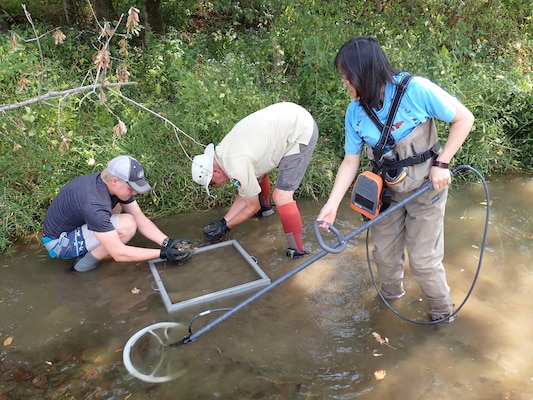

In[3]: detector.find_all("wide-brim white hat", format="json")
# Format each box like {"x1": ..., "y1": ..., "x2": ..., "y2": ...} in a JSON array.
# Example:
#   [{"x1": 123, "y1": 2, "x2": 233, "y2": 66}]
[{"x1": 191, "y1": 143, "x2": 214, "y2": 196}]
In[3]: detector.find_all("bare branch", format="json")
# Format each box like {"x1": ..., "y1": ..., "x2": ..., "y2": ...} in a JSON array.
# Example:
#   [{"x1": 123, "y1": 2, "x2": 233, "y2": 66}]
[
  {"x1": 86, "y1": 0, "x2": 104, "y2": 33},
  {"x1": 0, "y1": 82, "x2": 136, "y2": 113},
  {"x1": 5, "y1": 2, "x2": 204, "y2": 161},
  {"x1": 22, "y1": 4, "x2": 45, "y2": 94},
  {"x1": 25, "y1": 27, "x2": 63, "y2": 43},
  {"x1": 108, "y1": 88, "x2": 205, "y2": 161}
]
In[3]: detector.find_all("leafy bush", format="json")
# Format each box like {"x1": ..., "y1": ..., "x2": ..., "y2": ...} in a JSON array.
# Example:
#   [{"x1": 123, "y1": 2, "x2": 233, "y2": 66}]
[{"x1": 0, "y1": 0, "x2": 532, "y2": 251}]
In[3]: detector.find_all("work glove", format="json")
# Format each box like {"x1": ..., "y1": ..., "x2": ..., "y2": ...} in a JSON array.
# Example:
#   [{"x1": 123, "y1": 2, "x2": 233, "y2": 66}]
[
  {"x1": 164, "y1": 238, "x2": 191, "y2": 250},
  {"x1": 160, "y1": 238, "x2": 193, "y2": 262},
  {"x1": 203, "y1": 219, "x2": 230, "y2": 242}
]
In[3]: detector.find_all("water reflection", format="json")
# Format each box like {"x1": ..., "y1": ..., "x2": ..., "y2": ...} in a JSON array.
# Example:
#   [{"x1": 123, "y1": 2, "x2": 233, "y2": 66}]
[{"x1": 1, "y1": 174, "x2": 533, "y2": 399}]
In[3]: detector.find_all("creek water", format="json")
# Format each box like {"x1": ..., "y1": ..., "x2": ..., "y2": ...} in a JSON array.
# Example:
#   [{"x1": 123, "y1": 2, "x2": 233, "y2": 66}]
[{"x1": 1, "y1": 173, "x2": 532, "y2": 400}]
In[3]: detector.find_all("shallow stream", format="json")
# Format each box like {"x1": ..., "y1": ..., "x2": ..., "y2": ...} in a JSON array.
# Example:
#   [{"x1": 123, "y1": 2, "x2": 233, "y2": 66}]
[{"x1": 1, "y1": 174, "x2": 533, "y2": 399}]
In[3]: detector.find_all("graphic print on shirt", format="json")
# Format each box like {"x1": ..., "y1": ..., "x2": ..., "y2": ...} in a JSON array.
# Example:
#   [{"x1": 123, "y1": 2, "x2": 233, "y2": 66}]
[
  {"x1": 391, "y1": 121, "x2": 404, "y2": 132},
  {"x1": 231, "y1": 178, "x2": 242, "y2": 190}
]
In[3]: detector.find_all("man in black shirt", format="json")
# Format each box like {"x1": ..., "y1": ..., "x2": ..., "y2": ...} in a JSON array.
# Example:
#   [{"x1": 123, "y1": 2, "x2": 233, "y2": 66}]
[{"x1": 43, "y1": 155, "x2": 191, "y2": 272}]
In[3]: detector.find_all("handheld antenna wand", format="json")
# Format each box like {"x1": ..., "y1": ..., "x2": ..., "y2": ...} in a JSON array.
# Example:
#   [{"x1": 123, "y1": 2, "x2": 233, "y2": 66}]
[
  {"x1": 181, "y1": 178, "x2": 437, "y2": 344},
  {"x1": 123, "y1": 166, "x2": 489, "y2": 383}
]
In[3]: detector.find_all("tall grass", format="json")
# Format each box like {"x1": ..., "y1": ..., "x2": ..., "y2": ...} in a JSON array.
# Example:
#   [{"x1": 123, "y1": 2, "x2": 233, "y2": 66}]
[{"x1": 0, "y1": 0, "x2": 532, "y2": 251}]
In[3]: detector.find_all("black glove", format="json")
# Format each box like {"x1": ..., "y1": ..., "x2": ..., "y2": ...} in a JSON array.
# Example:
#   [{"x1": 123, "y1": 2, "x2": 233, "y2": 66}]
[
  {"x1": 203, "y1": 219, "x2": 230, "y2": 242},
  {"x1": 164, "y1": 238, "x2": 191, "y2": 250},
  {"x1": 160, "y1": 238, "x2": 193, "y2": 262}
]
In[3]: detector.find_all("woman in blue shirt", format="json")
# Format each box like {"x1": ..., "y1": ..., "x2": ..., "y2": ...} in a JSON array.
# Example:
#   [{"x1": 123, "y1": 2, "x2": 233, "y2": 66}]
[{"x1": 317, "y1": 36, "x2": 474, "y2": 322}]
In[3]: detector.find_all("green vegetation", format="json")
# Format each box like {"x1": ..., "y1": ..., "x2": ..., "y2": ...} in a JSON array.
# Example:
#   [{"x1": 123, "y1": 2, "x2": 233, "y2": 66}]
[{"x1": 1, "y1": 0, "x2": 532, "y2": 252}]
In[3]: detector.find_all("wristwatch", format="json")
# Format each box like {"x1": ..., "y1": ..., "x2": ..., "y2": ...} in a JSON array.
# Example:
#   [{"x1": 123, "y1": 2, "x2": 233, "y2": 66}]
[
  {"x1": 433, "y1": 160, "x2": 449, "y2": 169},
  {"x1": 161, "y1": 237, "x2": 170, "y2": 248}
]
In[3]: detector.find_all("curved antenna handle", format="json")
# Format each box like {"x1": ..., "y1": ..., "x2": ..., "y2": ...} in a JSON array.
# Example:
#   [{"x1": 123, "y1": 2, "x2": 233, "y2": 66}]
[{"x1": 313, "y1": 221, "x2": 348, "y2": 254}]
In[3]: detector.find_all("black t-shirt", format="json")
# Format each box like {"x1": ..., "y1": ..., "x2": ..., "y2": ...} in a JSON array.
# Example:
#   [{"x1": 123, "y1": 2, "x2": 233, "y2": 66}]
[{"x1": 43, "y1": 172, "x2": 134, "y2": 239}]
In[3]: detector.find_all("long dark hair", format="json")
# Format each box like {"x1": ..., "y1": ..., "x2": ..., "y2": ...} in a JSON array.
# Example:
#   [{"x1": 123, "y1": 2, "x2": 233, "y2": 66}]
[{"x1": 334, "y1": 36, "x2": 399, "y2": 109}]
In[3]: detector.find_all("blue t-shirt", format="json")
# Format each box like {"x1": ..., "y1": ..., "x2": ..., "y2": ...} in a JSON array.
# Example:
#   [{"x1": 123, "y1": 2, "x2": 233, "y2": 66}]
[
  {"x1": 344, "y1": 73, "x2": 459, "y2": 155},
  {"x1": 43, "y1": 172, "x2": 134, "y2": 239}
]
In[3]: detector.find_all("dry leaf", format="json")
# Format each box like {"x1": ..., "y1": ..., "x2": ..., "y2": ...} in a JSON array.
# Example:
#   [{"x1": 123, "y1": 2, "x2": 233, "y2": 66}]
[
  {"x1": 17, "y1": 76, "x2": 28, "y2": 91},
  {"x1": 374, "y1": 369, "x2": 387, "y2": 381},
  {"x1": 59, "y1": 137, "x2": 70, "y2": 155},
  {"x1": 131, "y1": 287, "x2": 142, "y2": 295},
  {"x1": 45, "y1": 361, "x2": 52, "y2": 365},
  {"x1": 13, "y1": 117, "x2": 25, "y2": 129},
  {"x1": 113, "y1": 119, "x2": 127, "y2": 139},
  {"x1": 13, "y1": 143, "x2": 22, "y2": 152},
  {"x1": 116, "y1": 64, "x2": 130, "y2": 83},
  {"x1": 126, "y1": 7, "x2": 140, "y2": 35},
  {"x1": 100, "y1": 21, "x2": 113, "y2": 38},
  {"x1": 10, "y1": 32, "x2": 20, "y2": 50},
  {"x1": 93, "y1": 47, "x2": 111, "y2": 71},
  {"x1": 372, "y1": 332, "x2": 397, "y2": 350},
  {"x1": 372, "y1": 332, "x2": 385, "y2": 344},
  {"x1": 118, "y1": 38, "x2": 128, "y2": 56},
  {"x1": 53, "y1": 30, "x2": 66, "y2": 45},
  {"x1": 4, "y1": 336, "x2": 13, "y2": 346}
]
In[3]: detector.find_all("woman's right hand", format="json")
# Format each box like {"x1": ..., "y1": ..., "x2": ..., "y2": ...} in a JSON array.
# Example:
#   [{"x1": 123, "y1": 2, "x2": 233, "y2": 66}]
[{"x1": 316, "y1": 204, "x2": 337, "y2": 231}]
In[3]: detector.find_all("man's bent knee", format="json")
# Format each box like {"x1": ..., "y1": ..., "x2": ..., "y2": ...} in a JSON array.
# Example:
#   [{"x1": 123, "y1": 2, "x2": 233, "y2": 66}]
[
  {"x1": 115, "y1": 214, "x2": 137, "y2": 243},
  {"x1": 272, "y1": 189, "x2": 294, "y2": 207}
]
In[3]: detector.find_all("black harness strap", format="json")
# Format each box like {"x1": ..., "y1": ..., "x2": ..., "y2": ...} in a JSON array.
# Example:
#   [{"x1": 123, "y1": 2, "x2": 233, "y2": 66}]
[
  {"x1": 381, "y1": 142, "x2": 441, "y2": 170},
  {"x1": 362, "y1": 73, "x2": 413, "y2": 171}
]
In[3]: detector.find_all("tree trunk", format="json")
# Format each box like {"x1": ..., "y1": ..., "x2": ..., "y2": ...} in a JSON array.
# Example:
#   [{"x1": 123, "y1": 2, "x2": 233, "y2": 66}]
[
  {"x1": 90, "y1": 0, "x2": 116, "y2": 21},
  {"x1": 0, "y1": 13, "x2": 8, "y2": 32},
  {"x1": 63, "y1": 0, "x2": 81, "y2": 26},
  {"x1": 145, "y1": 0, "x2": 165, "y2": 34}
]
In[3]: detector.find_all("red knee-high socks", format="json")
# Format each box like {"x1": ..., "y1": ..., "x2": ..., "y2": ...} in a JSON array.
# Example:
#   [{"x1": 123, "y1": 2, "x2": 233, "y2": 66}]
[
  {"x1": 277, "y1": 201, "x2": 304, "y2": 252},
  {"x1": 258, "y1": 175, "x2": 271, "y2": 208}
]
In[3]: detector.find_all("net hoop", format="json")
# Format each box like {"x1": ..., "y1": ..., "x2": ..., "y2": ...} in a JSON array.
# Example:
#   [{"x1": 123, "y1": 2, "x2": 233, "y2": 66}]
[{"x1": 123, "y1": 322, "x2": 185, "y2": 383}]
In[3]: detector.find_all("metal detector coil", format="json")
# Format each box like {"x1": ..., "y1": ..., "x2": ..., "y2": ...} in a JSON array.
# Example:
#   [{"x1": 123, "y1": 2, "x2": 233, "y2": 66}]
[{"x1": 350, "y1": 171, "x2": 383, "y2": 219}]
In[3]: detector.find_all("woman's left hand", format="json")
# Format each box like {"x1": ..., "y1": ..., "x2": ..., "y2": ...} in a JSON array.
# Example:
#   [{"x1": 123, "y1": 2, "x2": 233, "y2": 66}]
[{"x1": 429, "y1": 166, "x2": 452, "y2": 190}]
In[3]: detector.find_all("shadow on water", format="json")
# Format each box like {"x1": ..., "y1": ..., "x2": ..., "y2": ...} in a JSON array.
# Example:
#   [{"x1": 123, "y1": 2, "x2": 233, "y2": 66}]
[{"x1": 1, "y1": 174, "x2": 533, "y2": 399}]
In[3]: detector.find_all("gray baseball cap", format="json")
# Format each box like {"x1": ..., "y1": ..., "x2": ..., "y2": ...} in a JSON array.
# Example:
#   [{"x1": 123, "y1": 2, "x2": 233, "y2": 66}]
[{"x1": 107, "y1": 155, "x2": 151, "y2": 194}]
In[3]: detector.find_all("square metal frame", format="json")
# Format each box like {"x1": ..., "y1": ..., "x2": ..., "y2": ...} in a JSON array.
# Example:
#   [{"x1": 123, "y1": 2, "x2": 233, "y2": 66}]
[{"x1": 149, "y1": 240, "x2": 271, "y2": 313}]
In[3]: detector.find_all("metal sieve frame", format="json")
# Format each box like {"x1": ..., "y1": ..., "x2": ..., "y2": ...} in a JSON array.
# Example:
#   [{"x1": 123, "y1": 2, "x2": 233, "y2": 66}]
[{"x1": 149, "y1": 240, "x2": 271, "y2": 314}]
